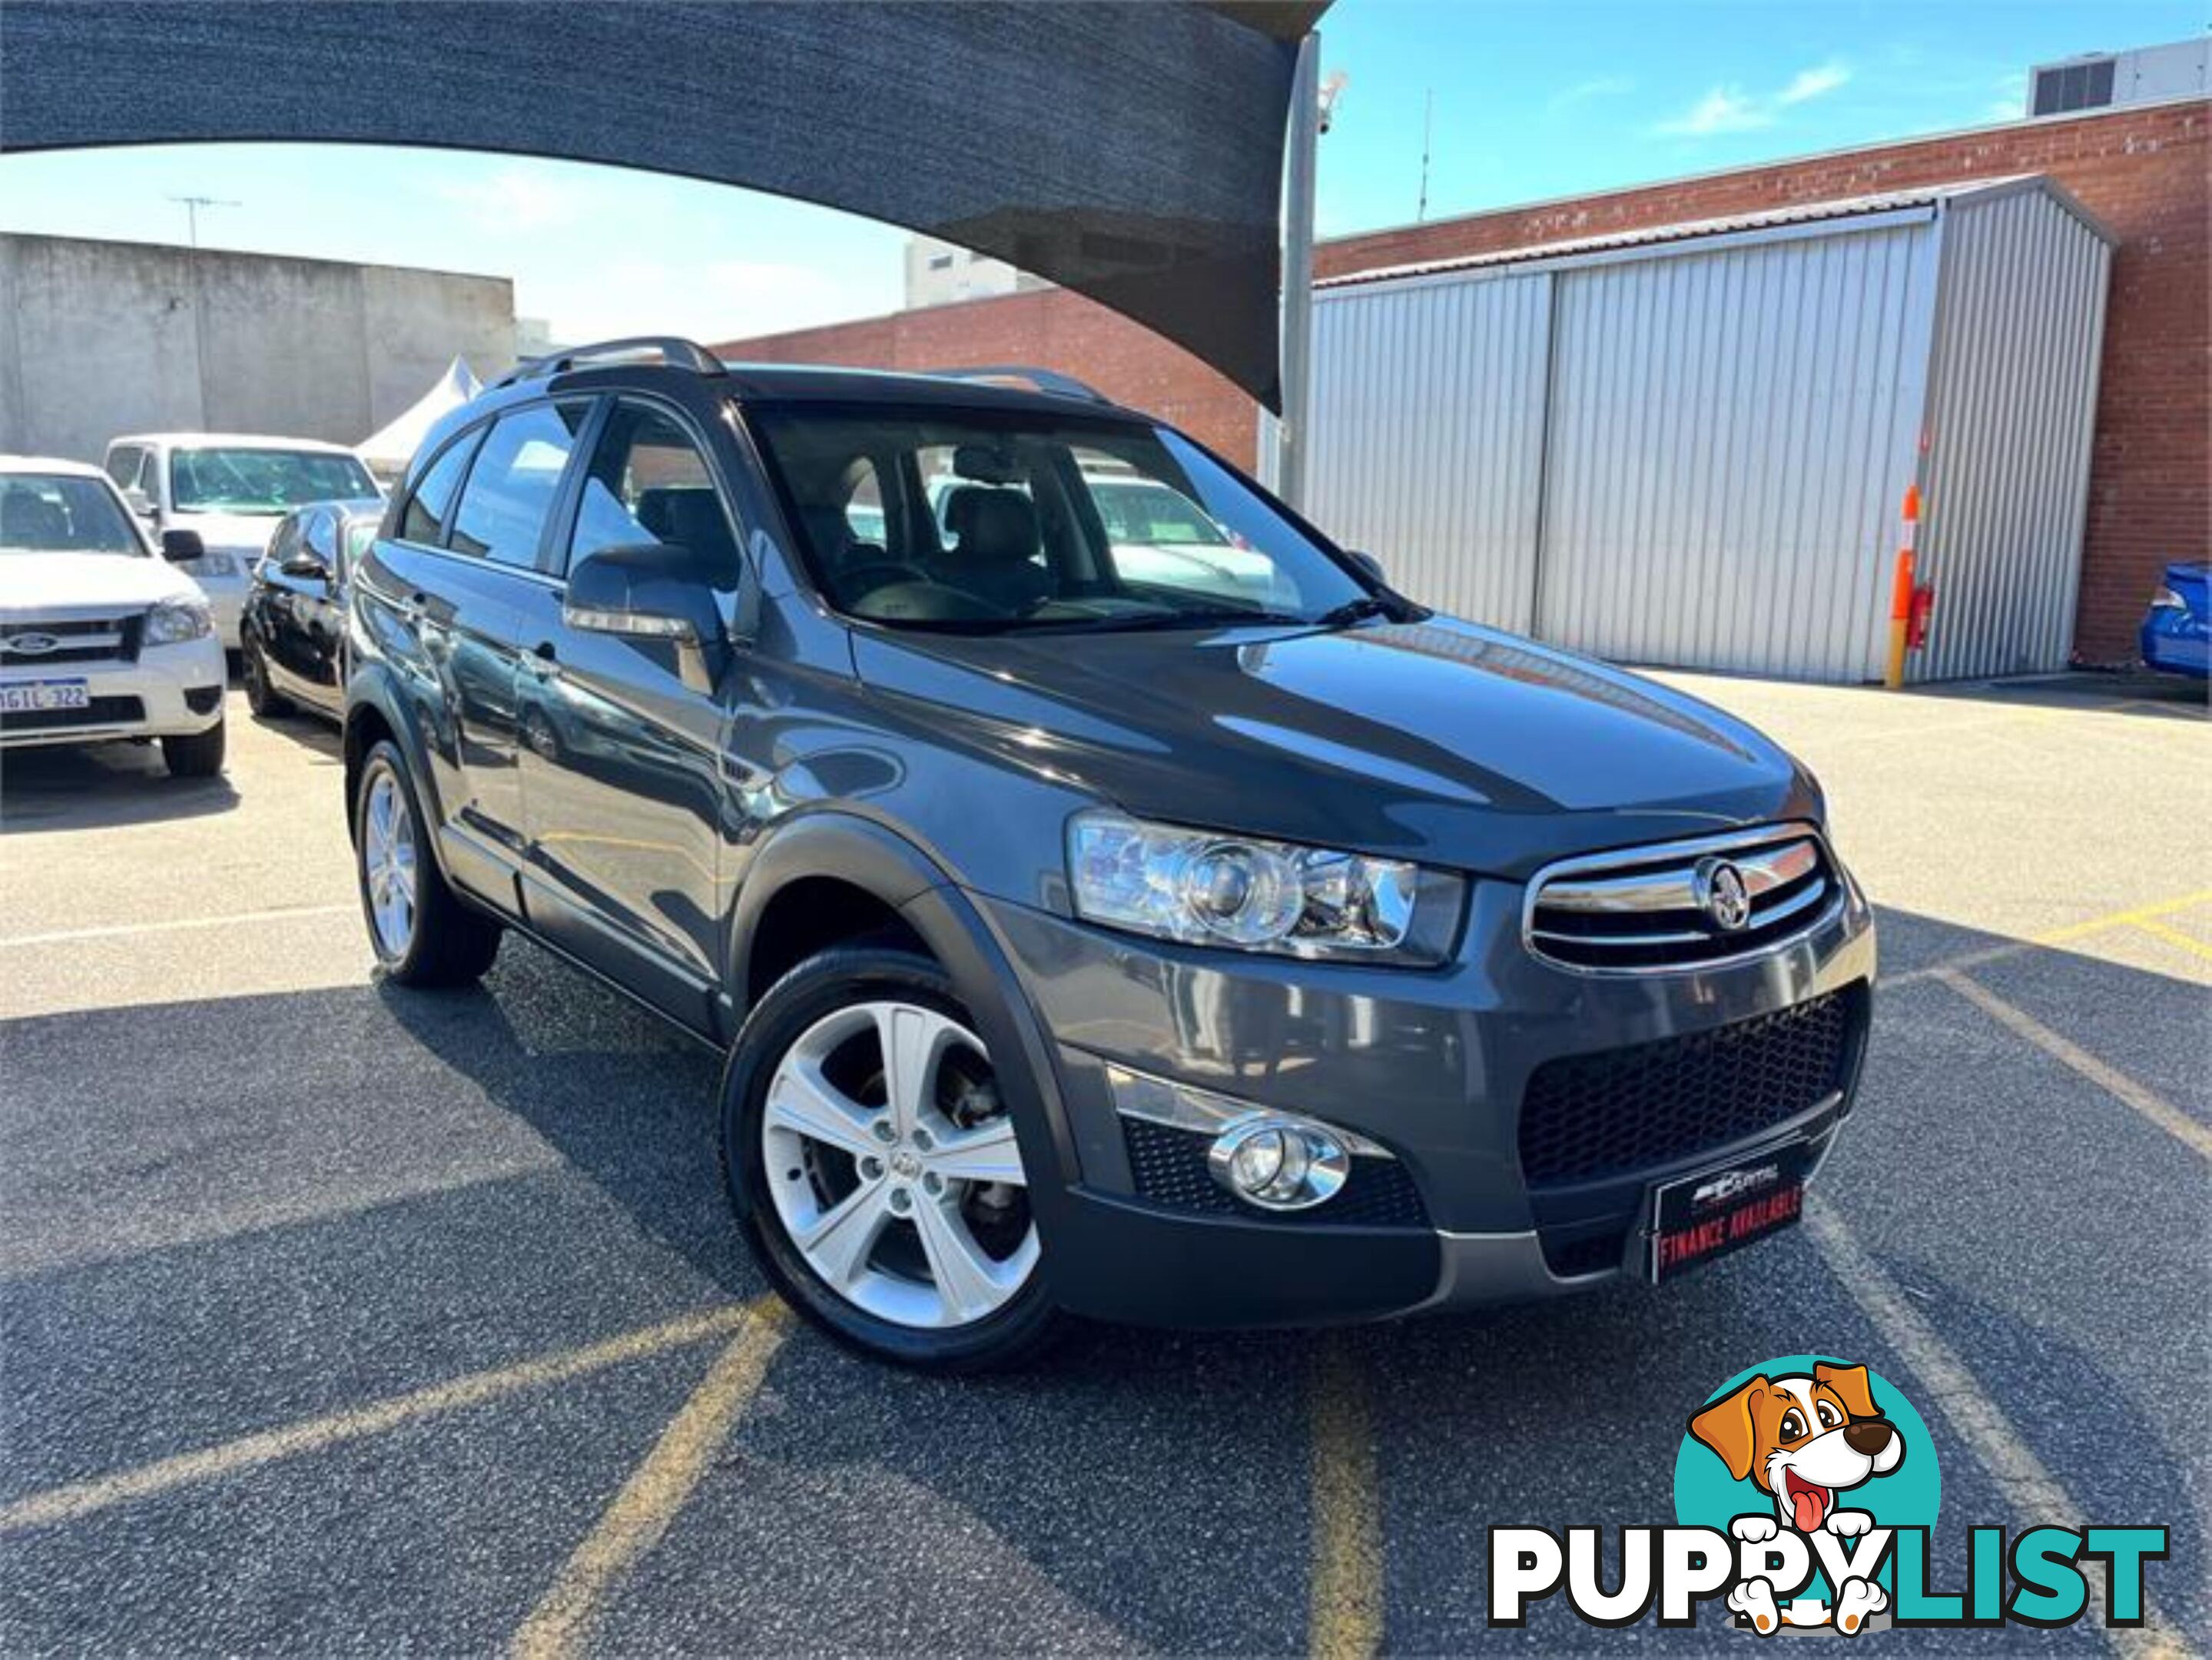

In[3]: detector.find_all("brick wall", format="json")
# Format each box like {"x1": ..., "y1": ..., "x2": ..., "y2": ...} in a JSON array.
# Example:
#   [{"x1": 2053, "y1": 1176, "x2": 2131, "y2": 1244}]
[
  {"x1": 715, "y1": 288, "x2": 1260, "y2": 466},
  {"x1": 716, "y1": 99, "x2": 2209, "y2": 666}
]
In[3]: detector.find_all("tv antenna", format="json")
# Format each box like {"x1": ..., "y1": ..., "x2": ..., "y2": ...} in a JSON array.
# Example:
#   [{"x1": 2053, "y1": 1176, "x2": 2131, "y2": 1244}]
[{"x1": 169, "y1": 195, "x2": 240, "y2": 250}]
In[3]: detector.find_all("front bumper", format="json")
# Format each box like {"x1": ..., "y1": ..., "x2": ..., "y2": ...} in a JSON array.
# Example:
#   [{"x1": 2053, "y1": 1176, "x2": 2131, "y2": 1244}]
[
  {"x1": 975, "y1": 856, "x2": 1875, "y2": 1328},
  {"x1": 0, "y1": 639, "x2": 228, "y2": 748}
]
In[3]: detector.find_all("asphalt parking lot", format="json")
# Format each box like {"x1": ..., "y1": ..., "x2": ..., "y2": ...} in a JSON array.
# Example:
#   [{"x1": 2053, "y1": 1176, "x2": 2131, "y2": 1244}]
[{"x1": 1, "y1": 669, "x2": 2205, "y2": 1656}]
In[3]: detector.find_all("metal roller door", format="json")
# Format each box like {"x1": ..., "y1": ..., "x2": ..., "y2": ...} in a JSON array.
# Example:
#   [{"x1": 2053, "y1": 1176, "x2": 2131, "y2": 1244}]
[{"x1": 1535, "y1": 225, "x2": 1932, "y2": 681}]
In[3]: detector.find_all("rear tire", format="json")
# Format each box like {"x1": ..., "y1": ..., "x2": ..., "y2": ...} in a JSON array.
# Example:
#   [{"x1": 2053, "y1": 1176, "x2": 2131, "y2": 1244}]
[
  {"x1": 161, "y1": 718, "x2": 226, "y2": 778},
  {"x1": 721, "y1": 945, "x2": 1060, "y2": 1373},
  {"x1": 353, "y1": 739, "x2": 502, "y2": 987},
  {"x1": 242, "y1": 636, "x2": 288, "y2": 718}
]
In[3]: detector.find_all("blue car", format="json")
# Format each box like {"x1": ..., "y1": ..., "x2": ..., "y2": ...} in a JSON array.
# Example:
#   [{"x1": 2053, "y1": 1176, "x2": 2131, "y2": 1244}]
[{"x1": 2141, "y1": 560, "x2": 2209, "y2": 679}]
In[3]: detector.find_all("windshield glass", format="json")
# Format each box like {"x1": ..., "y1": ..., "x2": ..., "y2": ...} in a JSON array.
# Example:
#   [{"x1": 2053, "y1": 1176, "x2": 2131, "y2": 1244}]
[
  {"x1": 0, "y1": 474, "x2": 144, "y2": 556},
  {"x1": 748, "y1": 405, "x2": 1371, "y2": 632},
  {"x1": 171, "y1": 447, "x2": 379, "y2": 514}
]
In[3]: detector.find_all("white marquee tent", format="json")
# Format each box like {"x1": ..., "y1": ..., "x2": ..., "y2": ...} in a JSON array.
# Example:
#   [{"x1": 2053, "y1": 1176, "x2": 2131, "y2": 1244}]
[{"x1": 359, "y1": 357, "x2": 482, "y2": 480}]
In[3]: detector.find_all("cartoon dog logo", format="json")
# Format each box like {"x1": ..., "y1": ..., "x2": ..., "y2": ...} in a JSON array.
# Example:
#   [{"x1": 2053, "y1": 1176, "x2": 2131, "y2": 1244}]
[{"x1": 1688, "y1": 1362, "x2": 1905, "y2": 1635}]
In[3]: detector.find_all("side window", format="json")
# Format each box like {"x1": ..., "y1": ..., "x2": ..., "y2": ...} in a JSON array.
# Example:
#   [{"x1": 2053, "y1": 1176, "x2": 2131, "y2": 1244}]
[
  {"x1": 449, "y1": 403, "x2": 589, "y2": 570},
  {"x1": 400, "y1": 428, "x2": 483, "y2": 546},
  {"x1": 104, "y1": 447, "x2": 139, "y2": 487},
  {"x1": 567, "y1": 402, "x2": 741, "y2": 586}
]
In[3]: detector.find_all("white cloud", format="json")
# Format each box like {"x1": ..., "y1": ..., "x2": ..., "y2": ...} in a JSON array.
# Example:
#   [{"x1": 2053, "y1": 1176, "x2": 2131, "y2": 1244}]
[
  {"x1": 1778, "y1": 62, "x2": 1852, "y2": 105},
  {"x1": 1657, "y1": 87, "x2": 1771, "y2": 136},
  {"x1": 436, "y1": 167, "x2": 584, "y2": 232},
  {"x1": 1657, "y1": 60, "x2": 1852, "y2": 138}
]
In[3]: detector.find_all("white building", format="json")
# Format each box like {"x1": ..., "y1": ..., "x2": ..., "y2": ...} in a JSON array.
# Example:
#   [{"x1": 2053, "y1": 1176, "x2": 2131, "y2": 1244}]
[
  {"x1": 2026, "y1": 36, "x2": 2208, "y2": 116},
  {"x1": 903, "y1": 237, "x2": 1049, "y2": 309}
]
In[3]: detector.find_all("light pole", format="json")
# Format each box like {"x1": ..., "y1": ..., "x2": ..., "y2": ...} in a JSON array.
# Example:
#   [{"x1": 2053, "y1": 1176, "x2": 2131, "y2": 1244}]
[{"x1": 1274, "y1": 42, "x2": 1342, "y2": 515}]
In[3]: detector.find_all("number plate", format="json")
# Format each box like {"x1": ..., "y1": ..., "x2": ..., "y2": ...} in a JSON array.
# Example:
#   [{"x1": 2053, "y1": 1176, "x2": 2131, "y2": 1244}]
[
  {"x1": 0, "y1": 679, "x2": 91, "y2": 713},
  {"x1": 1647, "y1": 1137, "x2": 1816, "y2": 1283}
]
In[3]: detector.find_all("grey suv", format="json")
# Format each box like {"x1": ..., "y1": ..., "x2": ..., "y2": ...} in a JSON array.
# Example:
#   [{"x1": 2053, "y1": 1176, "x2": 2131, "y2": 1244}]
[{"x1": 343, "y1": 338, "x2": 1875, "y2": 1370}]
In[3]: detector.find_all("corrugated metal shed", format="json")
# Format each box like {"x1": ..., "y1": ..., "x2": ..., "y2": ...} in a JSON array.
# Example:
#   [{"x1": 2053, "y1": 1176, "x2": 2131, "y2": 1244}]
[{"x1": 1289, "y1": 175, "x2": 2114, "y2": 683}]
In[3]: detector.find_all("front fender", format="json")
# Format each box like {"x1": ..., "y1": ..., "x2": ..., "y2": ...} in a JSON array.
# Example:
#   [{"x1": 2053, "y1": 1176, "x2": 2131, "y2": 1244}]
[
  {"x1": 341, "y1": 659, "x2": 445, "y2": 857},
  {"x1": 728, "y1": 811, "x2": 1083, "y2": 1199}
]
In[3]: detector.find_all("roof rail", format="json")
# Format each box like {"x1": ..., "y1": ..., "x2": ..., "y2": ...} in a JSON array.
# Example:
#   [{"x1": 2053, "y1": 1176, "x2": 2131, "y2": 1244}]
[
  {"x1": 498, "y1": 336, "x2": 724, "y2": 387},
  {"x1": 935, "y1": 365, "x2": 1112, "y2": 404}
]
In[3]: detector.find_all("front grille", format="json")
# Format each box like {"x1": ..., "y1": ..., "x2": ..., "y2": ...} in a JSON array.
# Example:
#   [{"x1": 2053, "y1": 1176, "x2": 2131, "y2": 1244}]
[
  {"x1": 1122, "y1": 1117, "x2": 1430, "y2": 1229},
  {"x1": 0, "y1": 695, "x2": 145, "y2": 733},
  {"x1": 1526, "y1": 826, "x2": 1840, "y2": 971},
  {"x1": 1517, "y1": 991, "x2": 1854, "y2": 1189},
  {"x1": 0, "y1": 613, "x2": 142, "y2": 667}
]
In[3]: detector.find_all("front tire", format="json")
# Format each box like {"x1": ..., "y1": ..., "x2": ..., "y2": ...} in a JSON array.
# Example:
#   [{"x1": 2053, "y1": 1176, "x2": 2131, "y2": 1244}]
[
  {"x1": 242, "y1": 636, "x2": 288, "y2": 718},
  {"x1": 161, "y1": 717, "x2": 226, "y2": 778},
  {"x1": 353, "y1": 740, "x2": 502, "y2": 987},
  {"x1": 722, "y1": 946, "x2": 1060, "y2": 1372}
]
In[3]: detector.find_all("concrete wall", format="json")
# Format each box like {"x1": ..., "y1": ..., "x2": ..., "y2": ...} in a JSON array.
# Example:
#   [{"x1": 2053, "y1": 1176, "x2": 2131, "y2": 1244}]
[{"x1": 0, "y1": 234, "x2": 516, "y2": 463}]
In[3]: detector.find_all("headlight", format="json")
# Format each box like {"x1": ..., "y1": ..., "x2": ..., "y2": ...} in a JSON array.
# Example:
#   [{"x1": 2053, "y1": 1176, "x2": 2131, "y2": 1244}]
[
  {"x1": 1066, "y1": 810, "x2": 1464, "y2": 964},
  {"x1": 144, "y1": 599, "x2": 214, "y2": 645}
]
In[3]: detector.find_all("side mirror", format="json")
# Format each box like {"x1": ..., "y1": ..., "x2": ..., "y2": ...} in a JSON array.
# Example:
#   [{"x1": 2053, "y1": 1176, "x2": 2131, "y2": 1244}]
[
  {"x1": 1347, "y1": 549, "x2": 1386, "y2": 584},
  {"x1": 161, "y1": 529, "x2": 206, "y2": 563},
  {"x1": 124, "y1": 488, "x2": 155, "y2": 517},
  {"x1": 562, "y1": 543, "x2": 730, "y2": 690},
  {"x1": 281, "y1": 553, "x2": 331, "y2": 581}
]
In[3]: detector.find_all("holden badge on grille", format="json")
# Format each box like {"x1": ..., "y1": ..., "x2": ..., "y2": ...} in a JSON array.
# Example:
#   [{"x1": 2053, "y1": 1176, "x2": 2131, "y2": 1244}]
[{"x1": 1693, "y1": 858, "x2": 1753, "y2": 932}]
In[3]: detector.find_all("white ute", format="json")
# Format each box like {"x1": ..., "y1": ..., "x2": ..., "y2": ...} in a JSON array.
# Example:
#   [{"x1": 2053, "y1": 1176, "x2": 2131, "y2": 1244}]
[
  {"x1": 103, "y1": 432, "x2": 381, "y2": 651},
  {"x1": 0, "y1": 456, "x2": 228, "y2": 778}
]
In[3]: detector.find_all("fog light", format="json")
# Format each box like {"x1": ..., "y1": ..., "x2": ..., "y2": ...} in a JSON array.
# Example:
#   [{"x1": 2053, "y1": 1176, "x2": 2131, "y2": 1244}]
[{"x1": 1209, "y1": 1116, "x2": 1350, "y2": 1211}]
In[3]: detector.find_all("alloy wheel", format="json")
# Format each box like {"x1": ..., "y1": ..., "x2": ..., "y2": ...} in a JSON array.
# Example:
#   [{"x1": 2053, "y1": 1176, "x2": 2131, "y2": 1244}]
[
  {"x1": 762, "y1": 1000, "x2": 1038, "y2": 1330},
  {"x1": 363, "y1": 767, "x2": 418, "y2": 959}
]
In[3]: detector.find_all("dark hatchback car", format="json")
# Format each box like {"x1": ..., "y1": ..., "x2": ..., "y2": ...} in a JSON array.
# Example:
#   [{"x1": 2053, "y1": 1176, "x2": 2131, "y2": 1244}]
[
  {"x1": 341, "y1": 338, "x2": 1875, "y2": 1370},
  {"x1": 243, "y1": 497, "x2": 383, "y2": 722}
]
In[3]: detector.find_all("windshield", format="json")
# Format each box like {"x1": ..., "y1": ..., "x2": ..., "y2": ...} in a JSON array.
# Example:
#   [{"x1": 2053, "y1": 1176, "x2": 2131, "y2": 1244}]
[
  {"x1": 0, "y1": 474, "x2": 144, "y2": 556},
  {"x1": 171, "y1": 447, "x2": 379, "y2": 514},
  {"x1": 748, "y1": 405, "x2": 1374, "y2": 632}
]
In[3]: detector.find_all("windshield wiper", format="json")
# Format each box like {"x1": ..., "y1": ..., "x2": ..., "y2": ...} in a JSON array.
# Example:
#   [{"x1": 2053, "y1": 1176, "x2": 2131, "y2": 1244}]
[{"x1": 1314, "y1": 595, "x2": 1401, "y2": 630}]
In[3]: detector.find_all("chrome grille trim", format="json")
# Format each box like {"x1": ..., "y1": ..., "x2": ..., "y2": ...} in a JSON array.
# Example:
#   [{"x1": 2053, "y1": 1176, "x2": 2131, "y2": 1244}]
[
  {"x1": 1522, "y1": 822, "x2": 1843, "y2": 974},
  {"x1": 0, "y1": 613, "x2": 143, "y2": 666}
]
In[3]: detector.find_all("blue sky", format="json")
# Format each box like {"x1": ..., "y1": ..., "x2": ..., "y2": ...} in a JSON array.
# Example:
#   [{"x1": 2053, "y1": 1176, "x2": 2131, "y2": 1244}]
[{"x1": 0, "y1": 0, "x2": 2197, "y2": 349}]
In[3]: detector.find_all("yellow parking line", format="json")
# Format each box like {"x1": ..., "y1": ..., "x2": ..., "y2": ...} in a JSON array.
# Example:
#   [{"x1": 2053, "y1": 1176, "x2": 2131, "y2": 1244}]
[
  {"x1": 1308, "y1": 1335, "x2": 1384, "y2": 1660},
  {"x1": 512, "y1": 1298, "x2": 792, "y2": 1660},
  {"x1": 1887, "y1": 888, "x2": 2212, "y2": 987},
  {"x1": 2131, "y1": 917, "x2": 2212, "y2": 966},
  {"x1": 1803, "y1": 1199, "x2": 2187, "y2": 1660},
  {"x1": 1937, "y1": 970, "x2": 2212, "y2": 1162},
  {"x1": 0, "y1": 1304, "x2": 757, "y2": 1534},
  {"x1": 2034, "y1": 889, "x2": 2212, "y2": 949}
]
